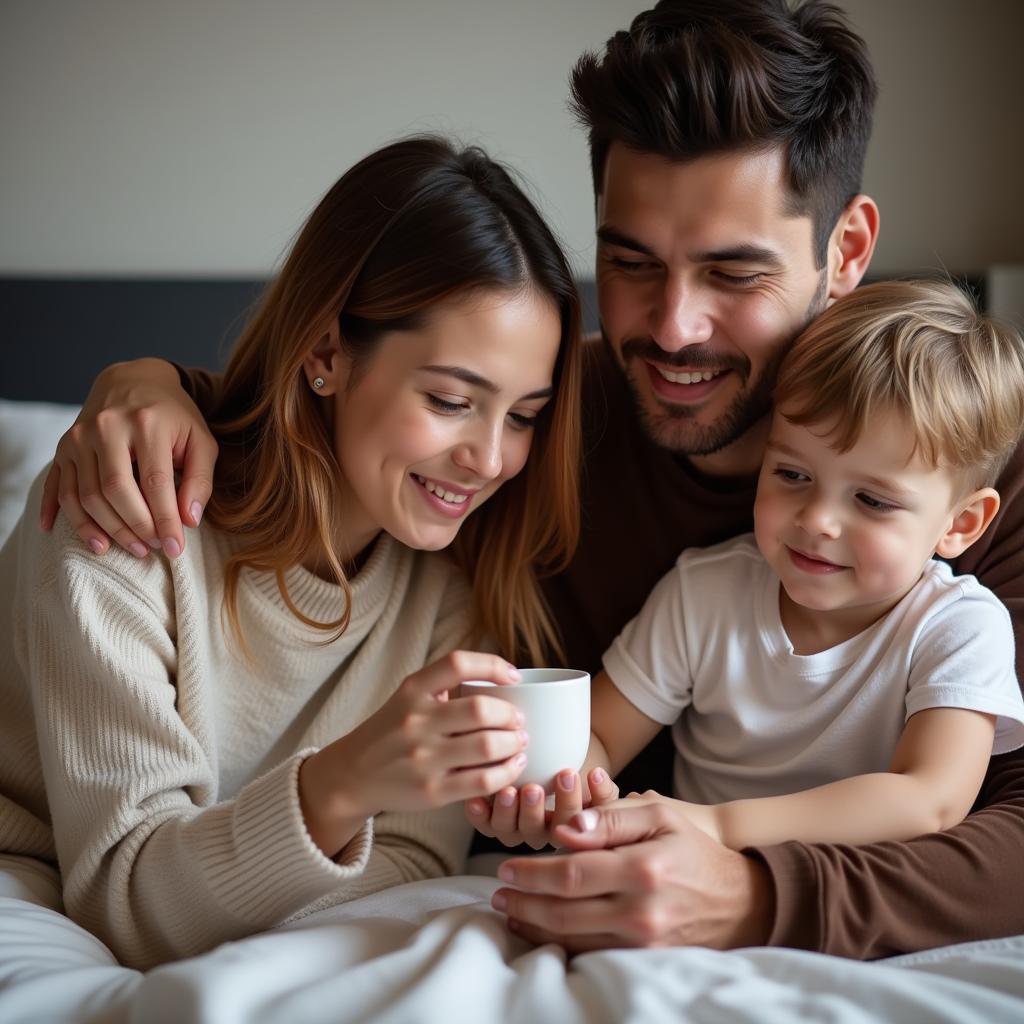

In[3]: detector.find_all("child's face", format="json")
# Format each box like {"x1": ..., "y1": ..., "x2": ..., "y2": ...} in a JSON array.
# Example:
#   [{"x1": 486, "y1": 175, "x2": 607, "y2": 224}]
[{"x1": 754, "y1": 405, "x2": 962, "y2": 625}]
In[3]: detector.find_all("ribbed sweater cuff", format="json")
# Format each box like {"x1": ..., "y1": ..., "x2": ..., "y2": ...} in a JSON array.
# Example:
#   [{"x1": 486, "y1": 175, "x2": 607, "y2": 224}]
[
  {"x1": 749, "y1": 842, "x2": 823, "y2": 952},
  {"x1": 209, "y1": 750, "x2": 373, "y2": 925}
]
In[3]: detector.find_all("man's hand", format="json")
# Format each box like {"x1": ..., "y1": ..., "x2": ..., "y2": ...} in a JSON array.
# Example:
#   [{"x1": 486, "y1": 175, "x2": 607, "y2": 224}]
[
  {"x1": 39, "y1": 358, "x2": 217, "y2": 559},
  {"x1": 489, "y1": 796, "x2": 775, "y2": 952},
  {"x1": 464, "y1": 767, "x2": 620, "y2": 850}
]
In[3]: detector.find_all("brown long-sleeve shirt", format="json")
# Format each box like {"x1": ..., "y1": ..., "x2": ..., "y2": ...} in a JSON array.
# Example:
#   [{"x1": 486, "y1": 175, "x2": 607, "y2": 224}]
[{"x1": 181, "y1": 338, "x2": 1024, "y2": 960}]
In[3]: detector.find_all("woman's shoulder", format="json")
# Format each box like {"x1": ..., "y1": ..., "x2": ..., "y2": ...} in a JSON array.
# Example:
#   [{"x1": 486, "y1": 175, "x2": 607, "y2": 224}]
[{"x1": 8, "y1": 468, "x2": 185, "y2": 622}]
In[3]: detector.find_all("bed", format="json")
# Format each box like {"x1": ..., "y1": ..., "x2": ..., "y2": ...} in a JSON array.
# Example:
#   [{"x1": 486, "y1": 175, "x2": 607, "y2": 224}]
[{"x1": 3, "y1": 280, "x2": 1024, "y2": 1022}]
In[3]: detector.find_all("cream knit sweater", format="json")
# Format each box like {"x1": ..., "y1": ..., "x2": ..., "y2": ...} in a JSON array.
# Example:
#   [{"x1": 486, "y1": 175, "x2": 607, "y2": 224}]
[{"x1": 0, "y1": 474, "x2": 477, "y2": 969}]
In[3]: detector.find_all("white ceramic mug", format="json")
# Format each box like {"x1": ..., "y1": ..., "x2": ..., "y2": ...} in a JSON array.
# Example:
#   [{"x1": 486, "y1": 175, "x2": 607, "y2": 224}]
[{"x1": 461, "y1": 668, "x2": 590, "y2": 791}]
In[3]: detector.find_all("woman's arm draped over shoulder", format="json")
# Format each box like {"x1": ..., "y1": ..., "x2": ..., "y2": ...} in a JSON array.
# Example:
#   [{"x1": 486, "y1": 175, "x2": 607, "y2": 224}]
[{"x1": 754, "y1": 441, "x2": 1024, "y2": 958}]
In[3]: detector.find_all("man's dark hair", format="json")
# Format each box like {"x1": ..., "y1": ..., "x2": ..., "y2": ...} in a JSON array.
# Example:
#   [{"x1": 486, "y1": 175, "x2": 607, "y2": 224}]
[{"x1": 570, "y1": 0, "x2": 877, "y2": 266}]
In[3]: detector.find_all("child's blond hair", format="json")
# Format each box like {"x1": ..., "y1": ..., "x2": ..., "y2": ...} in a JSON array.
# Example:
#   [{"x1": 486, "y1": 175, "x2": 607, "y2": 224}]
[{"x1": 775, "y1": 279, "x2": 1024, "y2": 490}]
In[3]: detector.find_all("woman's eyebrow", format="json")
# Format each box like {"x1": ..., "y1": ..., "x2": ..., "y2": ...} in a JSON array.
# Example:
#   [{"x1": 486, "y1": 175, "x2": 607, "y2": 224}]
[{"x1": 419, "y1": 365, "x2": 553, "y2": 401}]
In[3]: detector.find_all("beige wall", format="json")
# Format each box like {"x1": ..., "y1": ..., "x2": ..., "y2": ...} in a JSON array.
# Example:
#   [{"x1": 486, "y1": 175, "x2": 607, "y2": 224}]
[
  {"x1": 1, "y1": 0, "x2": 1021, "y2": 278},
  {"x1": 845, "y1": 0, "x2": 1024, "y2": 274}
]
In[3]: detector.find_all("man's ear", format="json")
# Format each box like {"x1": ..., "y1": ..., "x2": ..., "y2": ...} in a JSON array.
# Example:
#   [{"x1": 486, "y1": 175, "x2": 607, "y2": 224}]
[
  {"x1": 826, "y1": 194, "x2": 880, "y2": 302},
  {"x1": 936, "y1": 488, "x2": 1001, "y2": 559},
  {"x1": 302, "y1": 319, "x2": 347, "y2": 396}
]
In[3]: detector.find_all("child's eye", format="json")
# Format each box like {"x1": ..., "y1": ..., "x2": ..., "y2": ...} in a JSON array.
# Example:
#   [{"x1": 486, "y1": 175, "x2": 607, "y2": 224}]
[
  {"x1": 426, "y1": 394, "x2": 467, "y2": 414},
  {"x1": 773, "y1": 467, "x2": 808, "y2": 484},
  {"x1": 856, "y1": 492, "x2": 898, "y2": 513}
]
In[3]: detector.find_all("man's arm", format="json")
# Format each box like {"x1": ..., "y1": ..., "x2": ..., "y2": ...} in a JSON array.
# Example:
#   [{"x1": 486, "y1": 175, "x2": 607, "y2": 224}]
[{"x1": 40, "y1": 359, "x2": 220, "y2": 560}]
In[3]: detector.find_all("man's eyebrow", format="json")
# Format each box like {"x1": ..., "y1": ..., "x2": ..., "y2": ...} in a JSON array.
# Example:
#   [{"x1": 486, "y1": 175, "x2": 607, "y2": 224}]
[
  {"x1": 419, "y1": 365, "x2": 553, "y2": 401},
  {"x1": 596, "y1": 226, "x2": 657, "y2": 257},
  {"x1": 597, "y1": 227, "x2": 784, "y2": 269},
  {"x1": 689, "y1": 243, "x2": 784, "y2": 268}
]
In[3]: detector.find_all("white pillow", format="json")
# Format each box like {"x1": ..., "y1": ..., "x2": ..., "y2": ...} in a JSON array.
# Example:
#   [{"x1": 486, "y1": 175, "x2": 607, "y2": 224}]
[{"x1": 0, "y1": 400, "x2": 80, "y2": 546}]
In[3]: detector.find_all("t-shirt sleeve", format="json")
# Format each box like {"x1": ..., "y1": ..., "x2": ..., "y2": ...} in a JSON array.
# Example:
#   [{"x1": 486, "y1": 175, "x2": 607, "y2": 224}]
[
  {"x1": 905, "y1": 583, "x2": 1024, "y2": 753},
  {"x1": 602, "y1": 558, "x2": 694, "y2": 726}
]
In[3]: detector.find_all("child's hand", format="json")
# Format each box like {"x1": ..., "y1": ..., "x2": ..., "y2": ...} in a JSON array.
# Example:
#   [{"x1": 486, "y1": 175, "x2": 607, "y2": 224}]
[{"x1": 465, "y1": 767, "x2": 619, "y2": 850}]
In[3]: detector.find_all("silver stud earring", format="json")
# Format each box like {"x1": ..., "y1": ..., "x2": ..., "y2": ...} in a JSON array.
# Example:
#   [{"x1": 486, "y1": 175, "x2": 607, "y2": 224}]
[{"x1": 312, "y1": 376, "x2": 325, "y2": 390}]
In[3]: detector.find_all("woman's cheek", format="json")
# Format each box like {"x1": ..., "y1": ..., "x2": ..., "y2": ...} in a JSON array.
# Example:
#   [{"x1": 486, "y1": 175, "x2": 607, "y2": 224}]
[{"x1": 500, "y1": 432, "x2": 534, "y2": 483}]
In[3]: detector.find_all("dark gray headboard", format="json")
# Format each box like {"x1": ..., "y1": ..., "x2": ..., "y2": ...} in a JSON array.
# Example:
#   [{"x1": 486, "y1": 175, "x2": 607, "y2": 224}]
[{"x1": 1, "y1": 278, "x2": 601, "y2": 405}]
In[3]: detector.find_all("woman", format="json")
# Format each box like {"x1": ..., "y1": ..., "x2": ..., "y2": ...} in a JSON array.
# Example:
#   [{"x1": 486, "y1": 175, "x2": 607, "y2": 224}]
[{"x1": 0, "y1": 136, "x2": 584, "y2": 968}]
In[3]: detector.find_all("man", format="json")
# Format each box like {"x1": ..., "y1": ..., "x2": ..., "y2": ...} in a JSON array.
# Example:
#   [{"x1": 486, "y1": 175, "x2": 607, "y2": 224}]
[{"x1": 42, "y1": 0, "x2": 1024, "y2": 959}]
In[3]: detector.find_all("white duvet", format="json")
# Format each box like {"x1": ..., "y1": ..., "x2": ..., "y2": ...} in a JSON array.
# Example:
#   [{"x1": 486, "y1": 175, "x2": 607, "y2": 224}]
[{"x1": 2, "y1": 854, "x2": 1024, "y2": 1024}]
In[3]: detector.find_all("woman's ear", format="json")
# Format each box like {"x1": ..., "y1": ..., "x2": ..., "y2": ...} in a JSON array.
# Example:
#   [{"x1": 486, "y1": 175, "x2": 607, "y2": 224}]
[
  {"x1": 302, "y1": 319, "x2": 347, "y2": 396},
  {"x1": 826, "y1": 194, "x2": 880, "y2": 302},
  {"x1": 936, "y1": 488, "x2": 1001, "y2": 559}
]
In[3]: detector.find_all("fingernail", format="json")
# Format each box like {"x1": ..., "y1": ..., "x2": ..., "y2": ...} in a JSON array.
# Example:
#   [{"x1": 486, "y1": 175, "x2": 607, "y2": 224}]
[
  {"x1": 468, "y1": 800, "x2": 487, "y2": 817},
  {"x1": 88, "y1": 538, "x2": 105, "y2": 554},
  {"x1": 497, "y1": 789, "x2": 516, "y2": 807},
  {"x1": 558, "y1": 770, "x2": 576, "y2": 791},
  {"x1": 592, "y1": 767, "x2": 606, "y2": 785},
  {"x1": 163, "y1": 538, "x2": 181, "y2": 559},
  {"x1": 514, "y1": 753, "x2": 528, "y2": 769},
  {"x1": 574, "y1": 809, "x2": 599, "y2": 833},
  {"x1": 519, "y1": 731, "x2": 530, "y2": 748},
  {"x1": 506, "y1": 665, "x2": 521, "y2": 681},
  {"x1": 515, "y1": 710, "x2": 526, "y2": 727},
  {"x1": 147, "y1": 538, "x2": 162, "y2": 549},
  {"x1": 492, "y1": 892, "x2": 508, "y2": 911},
  {"x1": 523, "y1": 786, "x2": 542, "y2": 805},
  {"x1": 497, "y1": 863, "x2": 515, "y2": 883},
  {"x1": 129, "y1": 542, "x2": 148, "y2": 558},
  {"x1": 190, "y1": 501, "x2": 203, "y2": 526}
]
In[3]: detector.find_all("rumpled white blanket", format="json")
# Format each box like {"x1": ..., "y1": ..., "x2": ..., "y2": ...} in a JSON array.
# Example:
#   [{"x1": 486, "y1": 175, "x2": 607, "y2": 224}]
[{"x1": 3, "y1": 854, "x2": 1024, "y2": 1024}]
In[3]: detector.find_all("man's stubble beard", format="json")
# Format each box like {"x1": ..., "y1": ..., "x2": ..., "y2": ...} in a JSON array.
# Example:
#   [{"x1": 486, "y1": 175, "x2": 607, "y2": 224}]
[{"x1": 613, "y1": 271, "x2": 829, "y2": 457}]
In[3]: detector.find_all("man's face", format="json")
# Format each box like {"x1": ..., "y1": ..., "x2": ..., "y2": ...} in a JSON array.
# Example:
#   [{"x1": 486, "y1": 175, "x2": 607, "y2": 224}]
[{"x1": 595, "y1": 144, "x2": 833, "y2": 472}]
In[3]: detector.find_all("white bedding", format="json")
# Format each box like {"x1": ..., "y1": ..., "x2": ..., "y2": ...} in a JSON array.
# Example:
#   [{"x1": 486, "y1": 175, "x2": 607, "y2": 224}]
[
  {"x1": 3, "y1": 399, "x2": 1024, "y2": 1023},
  {"x1": 3, "y1": 854, "x2": 1024, "y2": 1024}
]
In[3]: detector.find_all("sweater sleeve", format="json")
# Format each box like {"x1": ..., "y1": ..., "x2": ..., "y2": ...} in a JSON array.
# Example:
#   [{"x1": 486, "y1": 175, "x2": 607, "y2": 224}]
[
  {"x1": 172, "y1": 364, "x2": 222, "y2": 416},
  {"x1": 12, "y1": 516, "x2": 381, "y2": 969},
  {"x1": 293, "y1": 560, "x2": 480, "y2": 920},
  {"x1": 752, "y1": 439, "x2": 1024, "y2": 958}
]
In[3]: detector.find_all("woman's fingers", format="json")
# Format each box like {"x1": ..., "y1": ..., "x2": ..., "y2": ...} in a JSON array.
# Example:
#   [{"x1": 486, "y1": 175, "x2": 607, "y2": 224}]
[
  {"x1": 408, "y1": 650, "x2": 520, "y2": 701},
  {"x1": 516, "y1": 784, "x2": 550, "y2": 849},
  {"x1": 437, "y1": 726, "x2": 528, "y2": 773}
]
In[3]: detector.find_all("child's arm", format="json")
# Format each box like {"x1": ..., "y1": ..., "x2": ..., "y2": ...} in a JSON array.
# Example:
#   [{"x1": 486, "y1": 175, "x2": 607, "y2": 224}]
[{"x1": 684, "y1": 707, "x2": 996, "y2": 848}]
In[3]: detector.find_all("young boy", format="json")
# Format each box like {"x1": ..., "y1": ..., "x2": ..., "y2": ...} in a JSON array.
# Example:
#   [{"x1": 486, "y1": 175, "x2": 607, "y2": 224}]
[{"x1": 483, "y1": 279, "x2": 1024, "y2": 850}]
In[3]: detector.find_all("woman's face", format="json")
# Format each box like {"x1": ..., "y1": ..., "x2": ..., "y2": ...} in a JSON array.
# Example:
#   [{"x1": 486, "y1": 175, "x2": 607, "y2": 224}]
[{"x1": 325, "y1": 288, "x2": 562, "y2": 558}]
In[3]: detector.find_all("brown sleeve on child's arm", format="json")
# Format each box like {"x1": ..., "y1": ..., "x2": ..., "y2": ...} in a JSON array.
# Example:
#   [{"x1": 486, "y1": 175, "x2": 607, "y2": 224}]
[
  {"x1": 748, "y1": 438, "x2": 1024, "y2": 960},
  {"x1": 172, "y1": 365, "x2": 224, "y2": 416}
]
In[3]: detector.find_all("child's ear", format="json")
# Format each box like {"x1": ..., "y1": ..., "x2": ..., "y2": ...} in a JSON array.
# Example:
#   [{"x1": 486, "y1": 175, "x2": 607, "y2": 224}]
[{"x1": 936, "y1": 488, "x2": 1001, "y2": 558}]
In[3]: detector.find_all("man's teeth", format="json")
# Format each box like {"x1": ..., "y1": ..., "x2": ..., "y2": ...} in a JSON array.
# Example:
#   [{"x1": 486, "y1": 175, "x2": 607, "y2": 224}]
[
  {"x1": 656, "y1": 368, "x2": 722, "y2": 384},
  {"x1": 414, "y1": 475, "x2": 469, "y2": 504}
]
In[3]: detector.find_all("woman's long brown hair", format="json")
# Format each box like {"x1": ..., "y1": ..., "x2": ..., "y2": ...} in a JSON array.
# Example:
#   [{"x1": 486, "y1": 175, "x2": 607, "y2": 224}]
[{"x1": 204, "y1": 136, "x2": 581, "y2": 665}]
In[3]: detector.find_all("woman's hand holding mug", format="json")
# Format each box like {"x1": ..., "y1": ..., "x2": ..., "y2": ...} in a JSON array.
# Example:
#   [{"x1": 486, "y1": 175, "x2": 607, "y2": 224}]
[{"x1": 298, "y1": 651, "x2": 528, "y2": 858}]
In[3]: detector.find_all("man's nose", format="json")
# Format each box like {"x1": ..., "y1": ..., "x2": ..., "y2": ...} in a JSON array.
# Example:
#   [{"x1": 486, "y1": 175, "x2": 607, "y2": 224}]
[{"x1": 651, "y1": 277, "x2": 713, "y2": 352}]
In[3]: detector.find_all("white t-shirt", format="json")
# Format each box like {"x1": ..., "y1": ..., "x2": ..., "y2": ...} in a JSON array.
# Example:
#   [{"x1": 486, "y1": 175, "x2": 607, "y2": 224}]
[{"x1": 603, "y1": 534, "x2": 1024, "y2": 805}]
